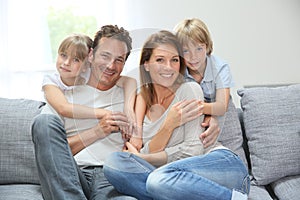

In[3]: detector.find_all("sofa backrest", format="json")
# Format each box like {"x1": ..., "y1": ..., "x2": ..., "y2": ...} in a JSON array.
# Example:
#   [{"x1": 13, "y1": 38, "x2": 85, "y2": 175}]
[
  {"x1": 0, "y1": 98, "x2": 44, "y2": 184},
  {"x1": 218, "y1": 97, "x2": 248, "y2": 167}
]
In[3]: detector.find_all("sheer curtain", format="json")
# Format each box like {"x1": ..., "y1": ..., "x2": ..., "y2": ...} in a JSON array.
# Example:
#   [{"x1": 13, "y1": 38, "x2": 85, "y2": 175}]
[
  {"x1": 0, "y1": 0, "x2": 10, "y2": 99},
  {"x1": 0, "y1": 0, "x2": 52, "y2": 101}
]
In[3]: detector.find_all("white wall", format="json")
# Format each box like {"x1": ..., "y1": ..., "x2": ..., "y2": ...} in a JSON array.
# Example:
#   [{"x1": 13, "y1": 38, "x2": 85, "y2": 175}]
[
  {"x1": 1, "y1": 0, "x2": 299, "y2": 105},
  {"x1": 120, "y1": 0, "x2": 300, "y2": 105}
]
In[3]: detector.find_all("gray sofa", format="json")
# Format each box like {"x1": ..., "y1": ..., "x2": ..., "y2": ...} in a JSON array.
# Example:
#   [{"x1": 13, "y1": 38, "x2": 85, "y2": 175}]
[{"x1": 0, "y1": 84, "x2": 299, "y2": 200}]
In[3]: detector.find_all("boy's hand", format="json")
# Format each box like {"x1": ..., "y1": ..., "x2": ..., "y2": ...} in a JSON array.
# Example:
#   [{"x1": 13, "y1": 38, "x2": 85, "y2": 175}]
[{"x1": 200, "y1": 115, "x2": 220, "y2": 148}]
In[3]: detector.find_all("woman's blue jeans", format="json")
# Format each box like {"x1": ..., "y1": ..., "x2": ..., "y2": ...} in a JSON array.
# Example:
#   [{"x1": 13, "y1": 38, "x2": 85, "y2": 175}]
[{"x1": 104, "y1": 149, "x2": 250, "y2": 200}]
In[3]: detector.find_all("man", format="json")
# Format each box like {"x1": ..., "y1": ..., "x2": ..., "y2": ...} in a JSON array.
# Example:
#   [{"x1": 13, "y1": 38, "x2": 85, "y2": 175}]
[{"x1": 32, "y1": 25, "x2": 136, "y2": 200}]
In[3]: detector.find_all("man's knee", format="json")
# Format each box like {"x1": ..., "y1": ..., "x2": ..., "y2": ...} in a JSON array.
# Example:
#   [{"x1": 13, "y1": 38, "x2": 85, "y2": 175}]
[{"x1": 31, "y1": 114, "x2": 63, "y2": 142}]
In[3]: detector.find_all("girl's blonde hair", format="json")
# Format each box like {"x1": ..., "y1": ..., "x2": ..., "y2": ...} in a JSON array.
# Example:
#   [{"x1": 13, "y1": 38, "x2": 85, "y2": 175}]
[
  {"x1": 174, "y1": 18, "x2": 213, "y2": 55},
  {"x1": 58, "y1": 33, "x2": 93, "y2": 61}
]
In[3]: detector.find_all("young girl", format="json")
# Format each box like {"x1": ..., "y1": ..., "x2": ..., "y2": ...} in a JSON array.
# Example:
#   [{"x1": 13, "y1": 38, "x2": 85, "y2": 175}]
[
  {"x1": 174, "y1": 18, "x2": 234, "y2": 117},
  {"x1": 42, "y1": 33, "x2": 137, "y2": 135}
]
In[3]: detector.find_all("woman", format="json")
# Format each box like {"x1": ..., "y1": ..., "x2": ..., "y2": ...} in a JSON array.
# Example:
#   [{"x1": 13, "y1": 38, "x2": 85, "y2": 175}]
[{"x1": 103, "y1": 30, "x2": 249, "y2": 200}]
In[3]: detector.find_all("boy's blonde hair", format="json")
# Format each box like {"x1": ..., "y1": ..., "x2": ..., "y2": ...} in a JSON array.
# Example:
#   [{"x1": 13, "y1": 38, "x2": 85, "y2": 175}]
[
  {"x1": 174, "y1": 18, "x2": 213, "y2": 55},
  {"x1": 58, "y1": 33, "x2": 93, "y2": 61}
]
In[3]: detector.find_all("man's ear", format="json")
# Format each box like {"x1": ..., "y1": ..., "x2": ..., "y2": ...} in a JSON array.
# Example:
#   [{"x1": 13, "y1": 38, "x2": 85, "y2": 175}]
[
  {"x1": 88, "y1": 48, "x2": 94, "y2": 63},
  {"x1": 81, "y1": 58, "x2": 91, "y2": 73}
]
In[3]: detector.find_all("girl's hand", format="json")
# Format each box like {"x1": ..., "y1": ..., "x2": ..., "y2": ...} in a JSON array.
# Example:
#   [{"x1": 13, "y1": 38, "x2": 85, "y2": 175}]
[
  {"x1": 124, "y1": 108, "x2": 136, "y2": 137},
  {"x1": 95, "y1": 108, "x2": 112, "y2": 119}
]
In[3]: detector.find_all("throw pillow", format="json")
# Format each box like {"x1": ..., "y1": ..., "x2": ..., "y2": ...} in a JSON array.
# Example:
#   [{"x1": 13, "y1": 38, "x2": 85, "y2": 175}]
[{"x1": 238, "y1": 84, "x2": 300, "y2": 185}]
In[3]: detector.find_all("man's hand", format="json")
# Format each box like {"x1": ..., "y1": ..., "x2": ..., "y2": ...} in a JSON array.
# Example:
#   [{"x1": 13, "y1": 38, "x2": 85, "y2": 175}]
[
  {"x1": 95, "y1": 111, "x2": 129, "y2": 137},
  {"x1": 69, "y1": 111, "x2": 129, "y2": 156},
  {"x1": 199, "y1": 115, "x2": 220, "y2": 148}
]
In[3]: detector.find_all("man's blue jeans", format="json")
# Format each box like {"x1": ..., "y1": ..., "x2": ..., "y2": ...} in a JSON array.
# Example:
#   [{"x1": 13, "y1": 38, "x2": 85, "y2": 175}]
[
  {"x1": 104, "y1": 150, "x2": 250, "y2": 200},
  {"x1": 31, "y1": 114, "x2": 136, "y2": 200}
]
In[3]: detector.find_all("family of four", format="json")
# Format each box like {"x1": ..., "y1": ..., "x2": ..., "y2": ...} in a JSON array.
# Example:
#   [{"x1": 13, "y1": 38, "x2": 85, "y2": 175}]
[{"x1": 31, "y1": 18, "x2": 250, "y2": 200}]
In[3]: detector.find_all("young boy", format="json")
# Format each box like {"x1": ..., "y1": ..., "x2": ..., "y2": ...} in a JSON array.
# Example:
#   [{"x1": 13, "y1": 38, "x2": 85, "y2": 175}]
[{"x1": 175, "y1": 18, "x2": 234, "y2": 117}]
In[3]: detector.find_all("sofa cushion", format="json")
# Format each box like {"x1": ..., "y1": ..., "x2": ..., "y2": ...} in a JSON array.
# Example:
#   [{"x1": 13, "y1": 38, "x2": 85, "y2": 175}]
[
  {"x1": 248, "y1": 184, "x2": 273, "y2": 200},
  {"x1": 0, "y1": 98, "x2": 44, "y2": 184},
  {"x1": 0, "y1": 184, "x2": 43, "y2": 200},
  {"x1": 271, "y1": 175, "x2": 300, "y2": 200},
  {"x1": 218, "y1": 98, "x2": 248, "y2": 167},
  {"x1": 238, "y1": 84, "x2": 300, "y2": 185}
]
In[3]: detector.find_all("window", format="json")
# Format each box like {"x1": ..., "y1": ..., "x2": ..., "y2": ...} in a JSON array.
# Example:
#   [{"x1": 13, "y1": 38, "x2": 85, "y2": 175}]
[{"x1": 0, "y1": 0, "x2": 131, "y2": 101}]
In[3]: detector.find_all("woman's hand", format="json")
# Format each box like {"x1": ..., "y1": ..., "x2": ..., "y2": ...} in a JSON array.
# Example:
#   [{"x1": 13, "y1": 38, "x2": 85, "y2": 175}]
[
  {"x1": 123, "y1": 141, "x2": 139, "y2": 154},
  {"x1": 166, "y1": 99, "x2": 203, "y2": 130},
  {"x1": 129, "y1": 136, "x2": 143, "y2": 151}
]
